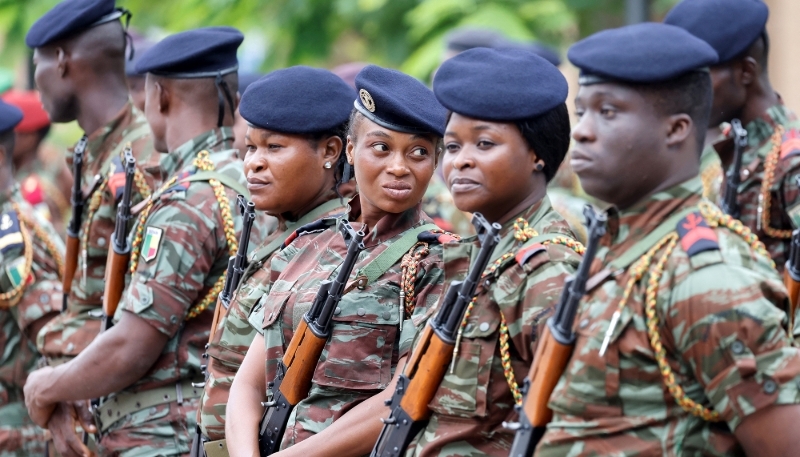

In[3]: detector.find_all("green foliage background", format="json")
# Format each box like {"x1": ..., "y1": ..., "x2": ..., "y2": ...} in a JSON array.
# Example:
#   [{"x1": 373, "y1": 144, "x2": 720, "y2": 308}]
[{"x1": 2, "y1": 0, "x2": 679, "y2": 83}]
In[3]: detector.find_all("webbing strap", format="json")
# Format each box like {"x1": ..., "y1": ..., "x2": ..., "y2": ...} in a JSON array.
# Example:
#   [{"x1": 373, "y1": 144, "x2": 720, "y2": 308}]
[
  {"x1": 179, "y1": 171, "x2": 249, "y2": 198},
  {"x1": 608, "y1": 207, "x2": 696, "y2": 271},
  {"x1": 358, "y1": 223, "x2": 438, "y2": 286},
  {"x1": 253, "y1": 199, "x2": 346, "y2": 261}
]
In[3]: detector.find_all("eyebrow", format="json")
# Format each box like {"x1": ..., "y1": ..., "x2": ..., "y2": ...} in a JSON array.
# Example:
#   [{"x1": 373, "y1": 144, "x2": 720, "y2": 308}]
[
  {"x1": 365, "y1": 130, "x2": 392, "y2": 139},
  {"x1": 444, "y1": 124, "x2": 494, "y2": 137}
]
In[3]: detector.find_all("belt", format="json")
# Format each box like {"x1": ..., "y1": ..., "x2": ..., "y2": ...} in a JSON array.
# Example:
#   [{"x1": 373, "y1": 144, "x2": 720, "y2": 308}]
[
  {"x1": 203, "y1": 439, "x2": 229, "y2": 457},
  {"x1": 94, "y1": 380, "x2": 202, "y2": 433}
]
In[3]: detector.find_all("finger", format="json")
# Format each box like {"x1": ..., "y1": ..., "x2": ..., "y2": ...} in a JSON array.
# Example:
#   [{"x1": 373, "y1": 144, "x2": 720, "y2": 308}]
[
  {"x1": 72, "y1": 400, "x2": 97, "y2": 434},
  {"x1": 49, "y1": 404, "x2": 92, "y2": 457}
]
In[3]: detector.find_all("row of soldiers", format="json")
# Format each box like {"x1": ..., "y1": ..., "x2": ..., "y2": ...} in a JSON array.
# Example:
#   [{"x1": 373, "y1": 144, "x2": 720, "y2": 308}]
[{"x1": 2, "y1": 0, "x2": 800, "y2": 456}]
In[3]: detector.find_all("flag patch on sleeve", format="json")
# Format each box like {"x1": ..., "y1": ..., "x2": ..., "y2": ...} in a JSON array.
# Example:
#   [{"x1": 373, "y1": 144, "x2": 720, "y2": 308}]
[{"x1": 141, "y1": 227, "x2": 163, "y2": 262}]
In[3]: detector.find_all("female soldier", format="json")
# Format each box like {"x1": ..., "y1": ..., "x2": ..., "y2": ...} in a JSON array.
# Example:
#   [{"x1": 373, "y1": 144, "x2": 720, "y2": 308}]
[
  {"x1": 196, "y1": 66, "x2": 356, "y2": 453},
  {"x1": 227, "y1": 65, "x2": 451, "y2": 457},
  {"x1": 399, "y1": 47, "x2": 583, "y2": 456}
]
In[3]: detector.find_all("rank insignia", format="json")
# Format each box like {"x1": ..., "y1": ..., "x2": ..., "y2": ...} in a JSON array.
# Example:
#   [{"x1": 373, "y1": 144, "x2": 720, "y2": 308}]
[
  {"x1": 141, "y1": 226, "x2": 163, "y2": 262},
  {"x1": 108, "y1": 157, "x2": 127, "y2": 200},
  {"x1": 0, "y1": 212, "x2": 23, "y2": 255},
  {"x1": 359, "y1": 89, "x2": 376, "y2": 112},
  {"x1": 781, "y1": 129, "x2": 800, "y2": 160},
  {"x1": 676, "y1": 211, "x2": 719, "y2": 256},
  {"x1": 515, "y1": 243, "x2": 546, "y2": 266}
]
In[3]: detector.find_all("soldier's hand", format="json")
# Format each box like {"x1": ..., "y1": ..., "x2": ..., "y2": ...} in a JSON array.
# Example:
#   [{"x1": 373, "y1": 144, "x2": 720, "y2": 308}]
[
  {"x1": 72, "y1": 400, "x2": 97, "y2": 435},
  {"x1": 24, "y1": 367, "x2": 57, "y2": 427},
  {"x1": 48, "y1": 402, "x2": 95, "y2": 457}
]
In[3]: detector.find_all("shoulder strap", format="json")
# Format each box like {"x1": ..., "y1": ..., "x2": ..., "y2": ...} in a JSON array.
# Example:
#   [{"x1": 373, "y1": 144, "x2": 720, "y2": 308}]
[
  {"x1": 179, "y1": 170, "x2": 249, "y2": 198},
  {"x1": 357, "y1": 223, "x2": 438, "y2": 286},
  {"x1": 253, "y1": 199, "x2": 346, "y2": 261},
  {"x1": 607, "y1": 207, "x2": 697, "y2": 271}
]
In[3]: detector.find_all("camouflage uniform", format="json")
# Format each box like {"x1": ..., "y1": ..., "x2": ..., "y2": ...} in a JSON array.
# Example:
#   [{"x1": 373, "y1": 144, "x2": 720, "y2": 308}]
[
  {"x1": 254, "y1": 198, "x2": 446, "y2": 449},
  {"x1": 93, "y1": 128, "x2": 268, "y2": 456},
  {"x1": 716, "y1": 104, "x2": 800, "y2": 271},
  {"x1": 37, "y1": 101, "x2": 159, "y2": 363},
  {"x1": 0, "y1": 185, "x2": 64, "y2": 456},
  {"x1": 405, "y1": 197, "x2": 582, "y2": 457},
  {"x1": 700, "y1": 139, "x2": 724, "y2": 204},
  {"x1": 198, "y1": 198, "x2": 345, "y2": 441},
  {"x1": 15, "y1": 161, "x2": 71, "y2": 237},
  {"x1": 536, "y1": 177, "x2": 800, "y2": 456}
]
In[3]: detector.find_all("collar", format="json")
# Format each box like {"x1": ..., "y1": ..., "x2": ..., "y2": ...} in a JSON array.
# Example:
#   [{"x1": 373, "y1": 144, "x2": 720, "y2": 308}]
[
  {"x1": 154, "y1": 127, "x2": 235, "y2": 177},
  {"x1": 344, "y1": 194, "x2": 429, "y2": 247},
  {"x1": 604, "y1": 177, "x2": 703, "y2": 253}
]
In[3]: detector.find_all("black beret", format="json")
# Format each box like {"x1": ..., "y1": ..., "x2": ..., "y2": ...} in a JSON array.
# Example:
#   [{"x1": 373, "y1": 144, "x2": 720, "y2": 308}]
[
  {"x1": 354, "y1": 65, "x2": 447, "y2": 137},
  {"x1": 494, "y1": 40, "x2": 562, "y2": 67},
  {"x1": 26, "y1": 0, "x2": 126, "y2": 48},
  {"x1": 568, "y1": 23, "x2": 718, "y2": 85},
  {"x1": 433, "y1": 48, "x2": 568, "y2": 122},
  {"x1": 445, "y1": 28, "x2": 505, "y2": 52},
  {"x1": 665, "y1": 0, "x2": 769, "y2": 63},
  {"x1": 239, "y1": 66, "x2": 356, "y2": 134},
  {"x1": 0, "y1": 101, "x2": 23, "y2": 133},
  {"x1": 135, "y1": 27, "x2": 243, "y2": 78}
]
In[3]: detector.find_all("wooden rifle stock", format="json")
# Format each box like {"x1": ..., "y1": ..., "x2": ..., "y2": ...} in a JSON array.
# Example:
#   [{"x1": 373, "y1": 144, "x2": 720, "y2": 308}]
[
  {"x1": 278, "y1": 319, "x2": 329, "y2": 405},
  {"x1": 785, "y1": 228, "x2": 800, "y2": 333},
  {"x1": 371, "y1": 213, "x2": 502, "y2": 457},
  {"x1": 63, "y1": 135, "x2": 89, "y2": 312},
  {"x1": 508, "y1": 205, "x2": 606, "y2": 457}
]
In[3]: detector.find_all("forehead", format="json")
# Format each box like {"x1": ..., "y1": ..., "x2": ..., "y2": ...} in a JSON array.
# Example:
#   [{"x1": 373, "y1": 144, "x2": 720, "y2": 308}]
[
  {"x1": 357, "y1": 115, "x2": 437, "y2": 144},
  {"x1": 575, "y1": 82, "x2": 652, "y2": 108},
  {"x1": 445, "y1": 112, "x2": 515, "y2": 134}
]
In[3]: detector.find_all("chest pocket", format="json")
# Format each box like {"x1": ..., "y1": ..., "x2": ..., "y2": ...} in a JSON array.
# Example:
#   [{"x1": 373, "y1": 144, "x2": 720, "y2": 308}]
[
  {"x1": 427, "y1": 294, "x2": 499, "y2": 419},
  {"x1": 311, "y1": 280, "x2": 402, "y2": 391},
  {"x1": 552, "y1": 277, "x2": 638, "y2": 420}
]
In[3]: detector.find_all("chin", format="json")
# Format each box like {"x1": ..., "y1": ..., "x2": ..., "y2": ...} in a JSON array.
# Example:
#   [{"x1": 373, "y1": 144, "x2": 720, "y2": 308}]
[
  {"x1": 250, "y1": 195, "x2": 277, "y2": 213},
  {"x1": 450, "y1": 193, "x2": 484, "y2": 215}
]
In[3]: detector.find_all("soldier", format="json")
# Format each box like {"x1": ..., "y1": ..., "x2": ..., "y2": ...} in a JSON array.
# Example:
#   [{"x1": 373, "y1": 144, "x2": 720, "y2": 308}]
[
  {"x1": 195, "y1": 66, "x2": 356, "y2": 456},
  {"x1": 393, "y1": 47, "x2": 583, "y2": 456},
  {"x1": 2, "y1": 89, "x2": 72, "y2": 235},
  {"x1": 666, "y1": 0, "x2": 800, "y2": 271},
  {"x1": 25, "y1": 0, "x2": 158, "y2": 380},
  {"x1": 0, "y1": 100, "x2": 64, "y2": 456},
  {"x1": 534, "y1": 23, "x2": 800, "y2": 456},
  {"x1": 226, "y1": 65, "x2": 450, "y2": 457},
  {"x1": 23, "y1": 26, "x2": 268, "y2": 457}
]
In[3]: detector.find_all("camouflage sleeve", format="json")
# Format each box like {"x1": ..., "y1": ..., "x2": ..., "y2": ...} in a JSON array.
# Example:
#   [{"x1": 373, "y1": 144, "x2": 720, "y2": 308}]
[
  {"x1": 664, "y1": 253, "x2": 800, "y2": 430},
  {"x1": 399, "y1": 253, "x2": 445, "y2": 358},
  {"x1": 120, "y1": 199, "x2": 220, "y2": 337}
]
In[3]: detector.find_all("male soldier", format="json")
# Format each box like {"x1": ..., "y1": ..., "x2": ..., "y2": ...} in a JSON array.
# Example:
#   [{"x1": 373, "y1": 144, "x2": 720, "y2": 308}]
[
  {"x1": 2, "y1": 89, "x2": 72, "y2": 235},
  {"x1": 22, "y1": 26, "x2": 267, "y2": 457},
  {"x1": 0, "y1": 100, "x2": 64, "y2": 456},
  {"x1": 26, "y1": 0, "x2": 158, "y2": 372},
  {"x1": 534, "y1": 23, "x2": 800, "y2": 456},
  {"x1": 666, "y1": 0, "x2": 800, "y2": 271}
]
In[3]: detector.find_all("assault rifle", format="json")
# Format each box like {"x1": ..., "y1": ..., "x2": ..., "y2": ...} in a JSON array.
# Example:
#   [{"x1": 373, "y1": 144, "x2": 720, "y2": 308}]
[
  {"x1": 720, "y1": 119, "x2": 749, "y2": 218},
  {"x1": 370, "y1": 213, "x2": 501, "y2": 457},
  {"x1": 258, "y1": 221, "x2": 366, "y2": 456},
  {"x1": 506, "y1": 205, "x2": 606, "y2": 457},
  {"x1": 62, "y1": 135, "x2": 88, "y2": 312},
  {"x1": 785, "y1": 222, "x2": 800, "y2": 334},
  {"x1": 101, "y1": 148, "x2": 136, "y2": 332}
]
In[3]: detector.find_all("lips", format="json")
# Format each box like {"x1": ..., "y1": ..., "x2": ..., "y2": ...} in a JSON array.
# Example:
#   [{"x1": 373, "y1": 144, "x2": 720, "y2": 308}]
[
  {"x1": 569, "y1": 149, "x2": 593, "y2": 173},
  {"x1": 382, "y1": 180, "x2": 413, "y2": 199},
  {"x1": 246, "y1": 176, "x2": 270, "y2": 191},
  {"x1": 449, "y1": 176, "x2": 481, "y2": 194}
]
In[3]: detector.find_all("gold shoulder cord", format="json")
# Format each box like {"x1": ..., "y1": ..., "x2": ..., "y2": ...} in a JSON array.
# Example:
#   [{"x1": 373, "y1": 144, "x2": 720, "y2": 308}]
[
  {"x1": 0, "y1": 203, "x2": 65, "y2": 309},
  {"x1": 611, "y1": 201, "x2": 771, "y2": 423},
  {"x1": 451, "y1": 218, "x2": 585, "y2": 406},
  {"x1": 129, "y1": 150, "x2": 238, "y2": 320},
  {"x1": 758, "y1": 126, "x2": 790, "y2": 238}
]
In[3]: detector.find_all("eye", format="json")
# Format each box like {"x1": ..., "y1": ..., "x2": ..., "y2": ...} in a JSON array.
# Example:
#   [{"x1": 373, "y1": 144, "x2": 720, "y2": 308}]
[
  {"x1": 373, "y1": 143, "x2": 388, "y2": 152},
  {"x1": 476, "y1": 140, "x2": 495, "y2": 149},
  {"x1": 268, "y1": 143, "x2": 282, "y2": 151},
  {"x1": 411, "y1": 147, "x2": 429, "y2": 157},
  {"x1": 574, "y1": 109, "x2": 585, "y2": 118},
  {"x1": 445, "y1": 142, "x2": 461, "y2": 153},
  {"x1": 600, "y1": 106, "x2": 617, "y2": 119}
]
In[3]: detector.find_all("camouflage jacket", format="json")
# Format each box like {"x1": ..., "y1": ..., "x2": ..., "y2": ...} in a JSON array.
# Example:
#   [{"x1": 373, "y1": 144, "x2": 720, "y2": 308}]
[
  {"x1": 198, "y1": 198, "x2": 346, "y2": 440},
  {"x1": 405, "y1": 197, "x2": 581, "y2": 457},
  {"x1": 38, "y1": 101, "x2": 159, "y2": 360},
  {"x1": 257, "y1": 198, "x2": 446, "y2": 449},
  {"x1": 714, "y1": 103, "x2": 800, "y2": 271},
  {"x1": 700, "y1": 140, "x2": 723, "y2": 205},
  {"x1": 15, "y1": 161, "x2": 71, "y2": 237},
  {"x1": 116, "y1": 127, "x2": 267, "y2": 393},
  {"x1": 536, "y1": 177, "x2": 800, "y2": 457},
  {"x1": 0, "y1": 185, "x2": 64, "y2": 453}
]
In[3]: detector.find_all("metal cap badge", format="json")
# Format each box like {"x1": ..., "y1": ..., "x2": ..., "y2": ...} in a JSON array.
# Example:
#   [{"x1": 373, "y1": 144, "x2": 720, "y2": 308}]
[{"x1": 359, "y1": 89, "x2": 376, "y2": 112}]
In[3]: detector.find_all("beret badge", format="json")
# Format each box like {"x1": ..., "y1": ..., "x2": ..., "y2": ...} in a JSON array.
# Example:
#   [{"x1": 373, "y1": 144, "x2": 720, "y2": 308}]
[{"x1": 359, "y1": 89, "x2": 376, "y2": 112}]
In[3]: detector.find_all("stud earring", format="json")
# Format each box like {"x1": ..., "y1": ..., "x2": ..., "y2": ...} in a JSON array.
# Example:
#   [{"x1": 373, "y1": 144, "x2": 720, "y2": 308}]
[
  {"x1": 534, "y1": 162, "x2": 544, "y2": 172},
  {"x1": 324, "y1": 162, "x2": 332, "y2": 169}
]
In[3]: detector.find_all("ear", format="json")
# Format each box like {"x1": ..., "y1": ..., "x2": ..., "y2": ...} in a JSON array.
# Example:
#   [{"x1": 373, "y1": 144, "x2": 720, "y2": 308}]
[
  {"x1": 527, "y1": 146, "x2": 544, "y2": 173},
  {"x1": 345, "y1": 135, "x2": 355, "y2": 165},
  {"x1": 156, "y1": 81, "x2": 169, "y2": 114},
  {"x1": 737, "y1": 56, "x2": 759, "y2": 87},
  {"x1": 56, "y1": 47, "x2": 68, "y2": 78},
  {"x1": 665, "y1": 113, "x2": 693, "y2": 148},
  {"x1": 321, "y1": 135, "x2": 343, "y2": 164}
]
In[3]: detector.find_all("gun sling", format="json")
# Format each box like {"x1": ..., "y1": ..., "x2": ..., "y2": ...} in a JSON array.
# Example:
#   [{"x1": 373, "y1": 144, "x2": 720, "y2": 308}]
[{"x1": 94, "y1": 379, "x2": 203, "y2": 433}]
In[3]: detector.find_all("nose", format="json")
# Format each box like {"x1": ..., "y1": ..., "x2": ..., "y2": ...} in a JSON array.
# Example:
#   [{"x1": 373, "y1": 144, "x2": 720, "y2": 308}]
[
  {"x1": 572, "y1": 114, "x2": 595, "y2": 144},
  {"x1": 448, "y1": 146, "x2": 475, "y2": 171},
  {"x1": 243, "y1": 148, "x2": 266, "y2": 175},
  {"x1": 385, "y1": 150, "x2": 410, "y2": 177}
]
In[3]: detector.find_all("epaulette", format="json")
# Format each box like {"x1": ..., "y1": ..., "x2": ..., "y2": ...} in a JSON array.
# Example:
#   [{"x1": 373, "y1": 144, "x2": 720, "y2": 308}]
[
  {"x1": 108, "y1": 156, "x2": 127, "y2": 200},
  {"x1": 161, "y1": 170, "x2": 195, "y2": 196},
  {"x1": 676, "y1": 211, "x2": 719, "y2": 256},
  {"x1": 417, "y1": 230, "x2": 458, "y2": 245},
  {"x1": 0, "y1": 211, "x2": 23, "y2": 255},
  {"x1": 780, "y1": 128, "x2": 800, "y2": 160},
  {"x1": 21, "y1": 176, "x2": 44, "y2": 205},
  {"x1": 515, "y1": 243, "x2": 547, "y2": 266},
  {"x1": 282, "y1": 216, "x2": 340, "y2": 249}
]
